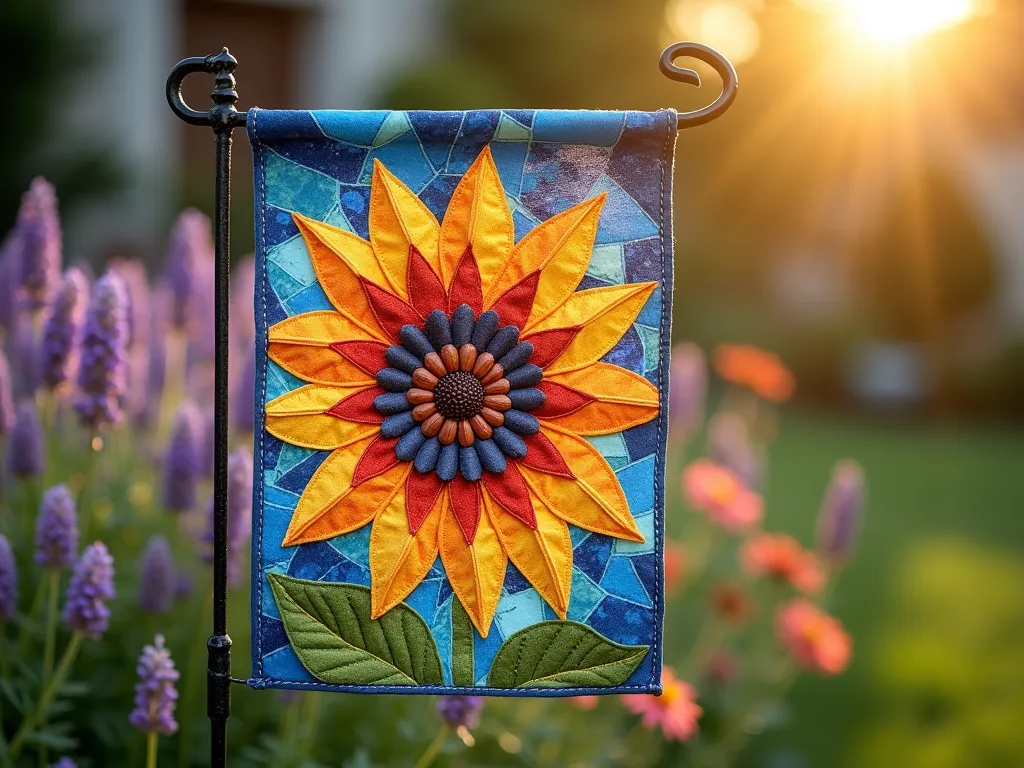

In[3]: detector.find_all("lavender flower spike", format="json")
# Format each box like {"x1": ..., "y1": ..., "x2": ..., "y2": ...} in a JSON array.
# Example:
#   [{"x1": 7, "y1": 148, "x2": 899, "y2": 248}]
[
  {"x1": 63, "y1": 541, "x2": 115, "y2": 639},
  {"x1": 138, "y1": 535, "x2": 174, "y2": 613},
  {"x1": 14, "y1": 177, "x2": 61, "y2": 312},
  {"x1": 202, "y1": 447, "x2": 254, "y2": 586},
  {"x1": 9, "y1": 400, "x2": 45, "y2": 479},
  {"x1": 0, "y1": 533, "x2": 17, "y2": 621},
  {"x1": 669, "y1": 342, "x2": 707, "y2": 439},
  {"x1": 436, "y1": 696, "x2": 484, "y2": 729},
  {"x1": 164, "y1": 209, "x2": 213, "y2": 331},
  {"x1": 817, "y1": 460, "x2": 866, "y2": 565},
  {"x1": 41, "y1": 267, "x2": 89, "y2": 391},
  {"x1": 162, "y1": 401, "x2": 203, "y2": 512},
  {"x1": 74, "y1": 272, "x2": 129, "y2": 430},
  {"x1": 0, "y1": 349, "x2": 15, "y2": 435},
  {"x1": 230, "y1": 346, "x2": 256, "y2": 435},
  {"x1": 35, "y1": 484, "x2": 79, "y2": 570},
  {"x1": 48, "y1": 758, "x2": 76, "y2": 768},
  {"x1": 129, "y1": 635, "x2": 180, "y2": 735}
]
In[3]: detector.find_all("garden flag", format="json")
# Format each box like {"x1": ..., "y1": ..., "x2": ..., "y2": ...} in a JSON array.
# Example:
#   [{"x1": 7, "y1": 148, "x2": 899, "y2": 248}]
[{"x1": 248, "y1": 108, "x2": 677, "y2": 695}]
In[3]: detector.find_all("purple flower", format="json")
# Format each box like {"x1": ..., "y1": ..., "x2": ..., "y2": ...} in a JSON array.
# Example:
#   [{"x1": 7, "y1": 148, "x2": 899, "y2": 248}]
[
  {"x1": 0, "y1": 243, "x2": 16, "y2": 333},
  {"x1": 129, "y1": 634, "x2": 180, "y2": 736},
  {"x1": 817, "y1": 460, "x2": 865, "y2": 564},
  {"x1": 707, "y1": 412, "x2": 763, "y2": 491},
  {"x1": 136, "y1": 289, "x2": 170, "y2": 429},
  {"x1": 230, "y1": 346, "x2": 256, "y2": 435},
  {"x1": 13, "y1": 178, "x2": 61, "y2": 312},
  {"x1": 201, "y1": 447, "x2": 253, "y2": 587},
  {"x1": 48, "y1": 758, "x2": 76, "y2": 768},
  {"x1": 63, "y1": 541, "x2": 115, "y2": 639},
  {"x1": 436, "y1": 695, "x2": 483, "y2": 729},
  {"x1": 173, "y1": 570, "x2": 194, "y2": 602},
  {"x1": 111, "y1": 260, "x2": 151, "y2": 417},
  {"x1": 139, "y1": 535, "x2": 174, "y2": 613},
  {"x1": 669, "y1": 342, "x2": 707, "y2": 439},
  {"x1": 162, "y1": 401, "x2": 203, "y2": 512},
  {"x1": 201, "y1": 409, "x2": 215, "y2": 481},
  {"x1": 35, "y1": 484, "x2": 78, "y2": 570},
  {"x1": 0, "y1": 533, "x2": 16, "y2": 621},
  {"x1": 9, "y1": 400, "x2": 45, "y2": 479},
  {"x1": 0, "y1": 349, "x2": 15, "y2": 435},
  {"x1": 41, "y1": 267, "x2": 89, "y2": 391},
  {"x1": 164, "y1": 209, "x2": 213, "y2": 332},
  {"x1": 74, "y1": 272, "x2": 129, "y2": 430}
]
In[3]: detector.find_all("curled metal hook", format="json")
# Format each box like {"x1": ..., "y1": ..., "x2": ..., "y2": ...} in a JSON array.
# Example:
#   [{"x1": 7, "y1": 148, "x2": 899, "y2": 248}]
[
  {"x1": 166, "y1": 48, "x2": 247, "y2": 130},
  {"x1": 660, "y1": 42, "x2": 738, "y2": 129}
]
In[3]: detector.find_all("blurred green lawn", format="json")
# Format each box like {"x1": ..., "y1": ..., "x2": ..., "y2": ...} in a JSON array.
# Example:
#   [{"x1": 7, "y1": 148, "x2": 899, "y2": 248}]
[{"x1": 741, "y1": 412, "x2": 1024, "y2": 768}]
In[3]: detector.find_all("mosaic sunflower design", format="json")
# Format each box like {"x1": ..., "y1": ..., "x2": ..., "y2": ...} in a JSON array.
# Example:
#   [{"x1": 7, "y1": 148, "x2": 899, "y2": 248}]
[{"x1": 266, "y1": 146, "x2": 659, "y2": 636}]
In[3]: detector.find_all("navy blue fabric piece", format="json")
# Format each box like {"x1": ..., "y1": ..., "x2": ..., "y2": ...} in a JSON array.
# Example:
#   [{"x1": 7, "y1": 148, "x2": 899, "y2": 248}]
[
  {"x1": 395, "y1": 428, "x2": 427, "y2": 461},
  {"x1": 492, "y1": 426, "x2": 527, "y2": 458},
  {"x1": 486, "y1": 326, "x2": 519, "y2": 359},
  {"x1": 385, "y1": 345, "x2": 421, "y2": 374},
  {"x1": 470, "y1": 310, "x2": 500, "y2": 351},
  {"x1": 376, "y1": 368, "x2": 412, "y2": 392},
  {"x1": 380, "y1": 412, "x2": 416, "y2": 438},
  {"x1": 450, "y1": 304, "x2": 475, "y2": 346},
  {"x1": 508, "y1": 388, "x2": 545, "y2": 411},
  {"x1": 459, "y1": 445, "x2": 482, "y2": 481},
  {"x1": 497, "y1": 341, "x2": 534, "y2": 372},
  {"x1": 503, "y1": 410, "x2": 540, "y2": 436},
  {"x1": 505, "y1": 364, "x2": 543, "y2": 389},
  {"x1": 436, "y1": 441, "x2": 459, "y2": 481},
  {"x1": 373, "y1": 392, "x2": 411, "y2": 415},
  {"x1": 475, "y1": 439, "x2": 507, "y2": 474},
  {"x1": 414, "y1": 437, "x2": 441, "y2": 473},
  {"x1": 399, "y1": 325, "x2": 434, "y2": 359},
  {"x1": 424, "y1": 310, "x2": 452, "y2": 350}
]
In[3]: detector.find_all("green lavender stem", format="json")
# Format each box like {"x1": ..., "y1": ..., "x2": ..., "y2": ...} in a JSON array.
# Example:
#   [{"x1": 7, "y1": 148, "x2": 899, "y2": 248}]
[
  {"x1": 413, "y1": 725, "x2": 449, "y2": 768},
  {"x1": 146, "y1": 732, "x2": 158, "y2": 768},
  {"x1": 41, "y1": 570, "x2": 60, "y2": 686}
]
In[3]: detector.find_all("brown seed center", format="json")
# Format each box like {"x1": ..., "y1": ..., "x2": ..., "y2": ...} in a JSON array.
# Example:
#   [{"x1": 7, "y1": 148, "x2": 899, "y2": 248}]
[{"x1": 433, "y1": 370, "x2": 484, "y2": 421}]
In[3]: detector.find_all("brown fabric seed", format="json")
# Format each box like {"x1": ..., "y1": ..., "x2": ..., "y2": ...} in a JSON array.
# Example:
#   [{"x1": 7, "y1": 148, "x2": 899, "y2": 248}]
[
  {"x1": 483, "y1": 394, "x2": 511, "y2": 412},
  {"x1": 470, "y1": 414, "x2": 493, "y2": 439},
  {"x1": 480, "y1": 407, "x2": 505, "y2": 427},
  {"x1": 483, "y1": 378, "x2": 510, "y2": 395},
  {"x1": 420, "y1": 412, "x2": 444, "y2": 437},
  {"x1": 472, "y1": 352, "x2": 495, "y2": 378},
  {"x1": 457, "y1": 419, "x2": 475, "y2": 447},
  {"x1": 423, "y1": 352, "x2": 447, "y2": 378},
  {"x1": 412, "y1": 367, "x2": 438, "y2": 390},
  {"x1": 480, "y1": 364, "x2": 504, "y2": 386},
  {"x1": 440, "y1": 344, "x2": 460, "y2": 372},
  {"x1": 439, "y1": 419, "x2": 458, "y2": 445},
  {"x1": 407, "y1": 388, "x2": 434, "y2": 405},
  {"x1": 412, "y1": 403, "x2": 437, "y2": 422}
]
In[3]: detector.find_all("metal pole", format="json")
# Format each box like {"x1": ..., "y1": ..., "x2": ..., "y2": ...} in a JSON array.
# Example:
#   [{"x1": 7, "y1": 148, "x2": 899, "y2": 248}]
[{"x1": 166, "y1": 48, "x2": 247, "y2": 768}]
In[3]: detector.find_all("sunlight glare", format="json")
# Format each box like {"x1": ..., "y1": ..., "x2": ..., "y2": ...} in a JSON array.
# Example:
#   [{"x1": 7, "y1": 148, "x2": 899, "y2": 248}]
[{"x1": 835, "y1": 0, "x2": 980, "y2": 45}]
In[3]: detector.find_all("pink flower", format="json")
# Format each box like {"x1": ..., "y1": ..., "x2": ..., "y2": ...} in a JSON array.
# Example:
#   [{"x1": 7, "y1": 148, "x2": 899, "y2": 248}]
[
  {"x1": 682, "y1": 459, "x2": 763, "y2": 532},
  {"x1": 742, "y1": 533, "x2": 824, "y2": 594},
  {"x1": 776, "y1": 598, "x2": 851, "y2": 675},
  {"x1": 570, "y1": 695, "x2": 599, "y2": 710},
  {"x1": 622, "y1": 667, "x2": 702, "y2": 742}
]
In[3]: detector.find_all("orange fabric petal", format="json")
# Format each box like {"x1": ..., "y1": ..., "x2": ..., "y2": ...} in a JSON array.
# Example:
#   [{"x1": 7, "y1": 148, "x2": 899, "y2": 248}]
[
  {"x1": 369, "y1": 159, "x2": 440, "y2": 296},
  {"x1": 282, "y1": 437, "x2": 408, "y2": 545},
  {"x1": 369, "y1": 480, "x2": 442, "y2": 618},
  {"x1": 541, "y1": 363, "x2": 659, "y2": 435},
  {"x1": 291, "y1": 213, "x2": 389, "y2": 341},
  {"x1": 486, "y1": 194, "x2": 606, "y2": 326},
  {"x1": 484, "y1": 485, "x2": 572, "y2": 619},
  {"x1": 438, "y1": 146, "x2": 513, "y2": 292},
  {"x1": 265, "y1": 385, "x2": 379, "y2": 450},
  {"x1": 268, "y1": 312, "x2": 379, "y2": 387},
  {"x1": 529, "y1": 283, "x2": 657, "y2": 374},
  {"x1": 527, "y1": 424, "x2": 644, "y2": 542},
  {"x1": 439, "y1": 490, "x2": 506, "y2": 637}
]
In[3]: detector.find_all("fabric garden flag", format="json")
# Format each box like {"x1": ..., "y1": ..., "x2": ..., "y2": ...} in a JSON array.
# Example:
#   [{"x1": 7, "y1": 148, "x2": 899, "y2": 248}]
[{"x1": 248, "y1": 108, "x2": 677, "y2": 695}]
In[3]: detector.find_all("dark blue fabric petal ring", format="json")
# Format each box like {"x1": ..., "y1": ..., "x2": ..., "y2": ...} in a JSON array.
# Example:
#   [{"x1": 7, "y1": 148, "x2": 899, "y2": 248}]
[
  {"x1": 508, "y1": 388, "x2": 546, "y2": 411},
  {"x1": 451, "y1": 304, "x2": 476, "y2": 347},
  {"x1": 475, "y1": 439, "x2": 507, "y2": 473},
  {"x1": 424, "y1": 310, "x2": 453, "y2": 350},
  {"x1": 385, "y1": 346, "x2": 422, "y2": 374},
  {"x1": 459, "y1": 445, "x2": 482, "y2": 481},
  {"x1": 497, "y1": 341, "x2": 534, "y2": 373},
  {"x1": 399, "y1": 325, "x2": 435, "y2": 359},
  {"x1": 380, "y1": 412, "x2": 416, "y2": 438},
  {"x1": 503, "y1": 409, "x2": 541, "y2": 435},
  {"x1": 436, "y1": 441, "x2": 459, "y2": 481},
  {"x1": 506, "y1": 364, "x2": 543, "y2": 389},
  {"x1": 487, "y1": 326, "x2": 520, "y2": 360},
  {"x1": 470, "y1": 310, "x2": 500, "y2": 352},
  {"x1": 376, "y1": 368, "x2": 413, "y2": 392},
  {"x1": 395, "y1": 428, "x2": 427, "y2": 461},
  {"x1": 374, "y1": 392, "x2": 411, "y2": 415},
  {"x1": 414, "y1": 436, "x2": 441, "y2": 473},
  {"x1": 492, "y1": 426, "x2": 528, "y2": 458}
]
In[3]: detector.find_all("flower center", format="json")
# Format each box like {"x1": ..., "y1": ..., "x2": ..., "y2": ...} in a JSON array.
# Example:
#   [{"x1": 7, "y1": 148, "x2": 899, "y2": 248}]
[{"x1": 433, "y1": 371, "x2": 485, "y2": 421}]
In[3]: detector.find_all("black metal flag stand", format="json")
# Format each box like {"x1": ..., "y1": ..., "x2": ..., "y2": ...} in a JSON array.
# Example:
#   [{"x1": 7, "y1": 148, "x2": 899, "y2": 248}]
[{"x1": 165, "y1": 41, "x2": 736, "y2": 768}]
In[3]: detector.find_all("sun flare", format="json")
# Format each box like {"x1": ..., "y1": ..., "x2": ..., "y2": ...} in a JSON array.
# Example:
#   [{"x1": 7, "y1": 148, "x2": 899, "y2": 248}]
[{"x1": 835, "y1": 0, "x2": 982, "y2": 45}]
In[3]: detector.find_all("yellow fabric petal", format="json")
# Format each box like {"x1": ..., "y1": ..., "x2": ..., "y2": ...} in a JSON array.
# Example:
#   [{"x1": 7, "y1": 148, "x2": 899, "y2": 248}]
[
  {"x1": 265, "y1": 384, "x2": 379, "y2": 450},
  {"x1": 268, "y1": 311, "x2": 378, "y2": 387},
  {"x1": 438, "y1": 146, "x2": 513, "y2": 291},
  {"x1": 369, "y1": 160, "x2": 440, "y2": 296},
  {"x1": 292, "y1": 213, "x2": 389, "y2": 341},
  {"x1": 283, "y1": 437, "x2": 408, "y2": 545},
  {"x1": 438, "y1": 492, "x2": 506, "y2": 638},
  {"x1": 543, "y1": 362, "x2": 659, "y2": 435},
  {"x1": 369, "y1": 481, "x2": 442, "y2": 618},
  {"x1": 528, "y1": 282, "x2": 657, "y2": 373},
  {"x1": 524, "y1": 424, "x2": 644, "y2": 543},
  {"x1": 484, "y1": 485, "x2": 572, "y2": 619},
  {"x1": 485, "y1": 194, "x2": 606, "y2": 324}
]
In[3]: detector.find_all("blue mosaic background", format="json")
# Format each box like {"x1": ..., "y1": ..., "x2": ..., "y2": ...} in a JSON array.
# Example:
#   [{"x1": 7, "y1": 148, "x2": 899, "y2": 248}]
[{"x1": 249, "y1": 108, "x2": 675, "y2": 692}]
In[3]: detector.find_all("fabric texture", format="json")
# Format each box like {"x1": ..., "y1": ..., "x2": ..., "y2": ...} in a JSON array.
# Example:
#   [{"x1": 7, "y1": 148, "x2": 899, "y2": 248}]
[{"x1": 249, "y1": 108, "x2": 676, "y2": 696}]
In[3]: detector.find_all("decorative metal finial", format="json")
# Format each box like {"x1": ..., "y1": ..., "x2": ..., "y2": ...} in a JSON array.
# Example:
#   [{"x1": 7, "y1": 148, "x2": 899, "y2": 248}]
[
  {"x1": 166, "y1": 47, "x2": 247, "y2": 130},
  {"x1": 660, "y1": 42, "x2": 738, "y2": 128}
]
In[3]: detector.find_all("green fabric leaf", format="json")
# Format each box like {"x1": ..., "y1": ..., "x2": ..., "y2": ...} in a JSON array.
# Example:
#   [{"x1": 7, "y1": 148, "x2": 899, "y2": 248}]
[
  {"x1": 268, "y1": 573, "x2": 443, "y2": 686},
  {"x1": 451, "y1": 597, "x2": 475, "y2": 687},
  {"x1": 487, "y1": 620, "x2": 649, "y2": 689}
]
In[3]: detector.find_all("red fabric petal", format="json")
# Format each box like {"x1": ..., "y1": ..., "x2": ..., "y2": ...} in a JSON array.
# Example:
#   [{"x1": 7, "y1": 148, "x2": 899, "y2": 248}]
[
  {"x1": 351, "y1": 435, "x2": 400, "y2": 486},
  {"x1": 522, "y1": 326, "x2": 581, "y2": 369},
  {"x1": 489, "y1": 271, "x2": 540, "y2": 329},
  {"x1": 533, "y1": 381, "x2": 594, "y2": 419},
  {"x1": 359, "y1": 277, "x2": 421, "y2": 341},
  {"x1": 449, "y1": 475, "x2": 481, "y2": 544},
  {"x1": 447, "y1": 246, "x2": 484, "y2": 315},
  {"x1": 329, "y1": 340, "x2": 389, "y2": 376},
  {"x1": 482, "y1": 464, "x2": 537, "y2": 529},
  {"x1": 406, "y1": 471, "x2": 445, "y2": 534},
  {"x1": 325, "y1": 386, "x2": 387, "y2": 423},
  {"x1": 517, "y1": 432, "x2": 575, "y2": 479},
  {"x1": 406, "y1": 245, "x2": 448, "y2": 319}
]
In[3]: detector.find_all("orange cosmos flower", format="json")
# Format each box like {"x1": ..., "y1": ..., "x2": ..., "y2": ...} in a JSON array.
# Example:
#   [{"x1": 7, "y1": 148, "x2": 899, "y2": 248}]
[
  {"x1": 713, "y1": 344, "x2": 795, "y2": 403},
  {"x1": 776, "y1": 598, "x2": 851, "y2": 675},
  {"x1": 742, "y1": 533, "x2": 824, "y2": 595},
  {"x1": 264, "y1": 147, "x2": 659, "y2": 637},
  {"x1": 682, "y1": 459, "x2": 763, "y2": 532},
  {"x1": 622, "y1": 667, "x2": 702, "y2": 742}
]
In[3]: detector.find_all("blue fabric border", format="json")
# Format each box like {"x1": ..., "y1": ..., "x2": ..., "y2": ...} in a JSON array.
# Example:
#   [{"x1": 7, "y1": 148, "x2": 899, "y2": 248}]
[{"x1": 246, "y1": 107, "x2": 676, "y2": 696}]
